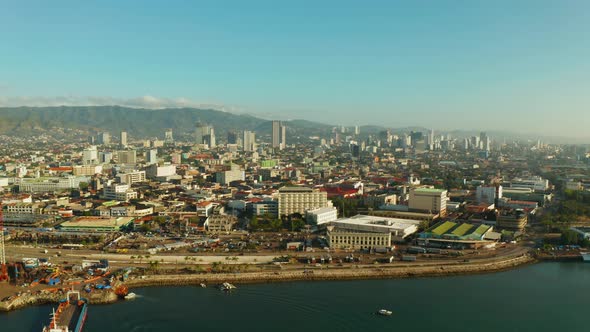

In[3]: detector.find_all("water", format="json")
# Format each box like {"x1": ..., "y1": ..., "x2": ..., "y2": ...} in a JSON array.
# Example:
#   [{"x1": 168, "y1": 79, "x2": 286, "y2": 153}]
[{"x1": 2, "y1": 262, "x2": 589, "y2": 332}]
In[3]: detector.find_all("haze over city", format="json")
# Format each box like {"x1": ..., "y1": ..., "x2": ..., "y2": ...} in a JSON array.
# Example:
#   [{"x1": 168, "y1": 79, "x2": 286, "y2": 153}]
[{"x1": 2, "y1": 1, "x2": 590, "y2": 138}]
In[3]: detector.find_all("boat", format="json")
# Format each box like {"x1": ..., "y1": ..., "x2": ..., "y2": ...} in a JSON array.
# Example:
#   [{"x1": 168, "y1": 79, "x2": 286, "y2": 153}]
[
  {"x1": 42, "y1": 289, "x2": 88, "y2": 332},
  {"x1": 220, "y1": 282, "x2": 237, "y2": 291},
  {"x1": 581, "y1": 252, "x2": 590, "y2": 262},
  {"x1": 377, "y1": 309, "x2": 392, "y2": 316},
  {"x1": 124, "y1": 292, "x2": 137, "y2": 300},
  {"x1": 200, "y1": 283, "x2": 207, "y2": 288}
]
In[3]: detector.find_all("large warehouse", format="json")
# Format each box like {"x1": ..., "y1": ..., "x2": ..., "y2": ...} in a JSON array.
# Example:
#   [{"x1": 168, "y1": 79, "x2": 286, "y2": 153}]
[{"x1": 418, "y1": 221, "x2": 499, "y2": 249}]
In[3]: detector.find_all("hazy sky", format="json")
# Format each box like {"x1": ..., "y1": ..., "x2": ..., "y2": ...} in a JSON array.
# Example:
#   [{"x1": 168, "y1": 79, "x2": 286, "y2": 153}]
[{"x1": 1, "y1": 1, "x2": 589, "y2": 137}]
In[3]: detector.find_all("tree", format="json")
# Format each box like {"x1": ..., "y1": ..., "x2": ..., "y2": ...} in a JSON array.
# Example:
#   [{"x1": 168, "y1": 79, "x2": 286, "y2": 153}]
[{"x1": 561, "y1": 230, "x2": 581, "y2": 245}]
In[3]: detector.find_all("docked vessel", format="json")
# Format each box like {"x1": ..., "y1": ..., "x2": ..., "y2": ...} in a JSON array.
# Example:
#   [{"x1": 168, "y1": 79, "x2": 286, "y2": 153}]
[
  {"x1": 42, "y1": 289, "x2": 88, "y2": 332},
  {"x1": 581, "y1": 252, "x2": 590, "y2": 262},
  {"x1": 124, "y1": 292, "x2": 137, "y2": 300},
  {"x1": 377, "y1": 309, "x2": 392, "y2": 316}
]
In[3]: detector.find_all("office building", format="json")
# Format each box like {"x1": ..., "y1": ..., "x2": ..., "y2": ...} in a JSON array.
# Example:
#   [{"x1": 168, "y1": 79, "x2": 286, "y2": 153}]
[
  {"x1": 146, "y1": 149, "x2": 158, "y2": 164},
  {"x1": 409, "y1": 188, "x2": 448, "y2": 216},
  {"x1": 272, "y1": 120, "x2": 281, "y2": 148},
  {"x1": 476, "y1": 185, "x2": 502, "y2": 205},
  {"x1": 117, "y1": 150, "x2": 137, "y2": 164}
]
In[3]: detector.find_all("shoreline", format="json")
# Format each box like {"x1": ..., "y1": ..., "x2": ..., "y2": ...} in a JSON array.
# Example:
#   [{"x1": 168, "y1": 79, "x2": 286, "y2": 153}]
[
  {"x1": 125, "y1": 254, "x2": 536, "y2": 288},
  {"x1": 0, "y1": 253, "x2": 536, "y2": 312}
]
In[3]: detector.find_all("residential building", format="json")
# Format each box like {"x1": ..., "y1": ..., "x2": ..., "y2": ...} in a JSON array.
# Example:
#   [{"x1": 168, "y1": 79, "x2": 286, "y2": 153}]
[
  {"x1": 205, "y1": 214, "x2": 237, "y2": 232},
  {"x1": 101, "y1": 183, "x2": 138, "y2": 201},
  {"x1": 278, "y1": 186, "x2": 331, "y2": 216},
  {"x1": 73, "y1": 165, "x2": 103, "y2": 176},
  {"x1": 117, "y1": 170, "x2": 146, "y2": 184}
]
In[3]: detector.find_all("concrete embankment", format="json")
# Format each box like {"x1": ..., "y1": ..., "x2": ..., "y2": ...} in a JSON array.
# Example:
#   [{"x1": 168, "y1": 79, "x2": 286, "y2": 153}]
[
  {"x1": 0, "y1": 253, "x2": 535, "y2": 312},
  {"x1": 125, "y1": 254, "x2": 536, "y2": 288},
  {"x1": 0, "y1": 289, "x2": 117, "y2": 312}
]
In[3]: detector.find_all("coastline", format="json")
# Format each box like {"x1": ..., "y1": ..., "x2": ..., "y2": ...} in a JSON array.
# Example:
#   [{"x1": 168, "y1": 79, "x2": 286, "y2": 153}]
[
  {"x1": 0, "y1": 253, "x2": 535, "y2": 313},
  {"x1": 125, "y1": 253, "x2": 536, "y2": 288}
]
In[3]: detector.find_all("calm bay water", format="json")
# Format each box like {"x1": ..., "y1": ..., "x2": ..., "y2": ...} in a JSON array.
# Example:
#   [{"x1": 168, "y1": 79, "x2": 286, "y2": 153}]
[{"x1": 2, "y1": 262, "x2": 589, "y2": 332}]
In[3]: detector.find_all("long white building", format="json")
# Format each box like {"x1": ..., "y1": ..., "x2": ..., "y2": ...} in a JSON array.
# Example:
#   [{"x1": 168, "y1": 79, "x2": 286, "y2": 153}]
[{"x1": 323, "y1": 215, "x2": 421, "y2": 249}]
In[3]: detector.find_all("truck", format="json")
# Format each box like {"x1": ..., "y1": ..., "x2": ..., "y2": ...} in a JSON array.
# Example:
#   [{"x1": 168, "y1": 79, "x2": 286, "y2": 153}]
[{"x1": 407, "y1": 246, "x2": 427, "y2": 254}]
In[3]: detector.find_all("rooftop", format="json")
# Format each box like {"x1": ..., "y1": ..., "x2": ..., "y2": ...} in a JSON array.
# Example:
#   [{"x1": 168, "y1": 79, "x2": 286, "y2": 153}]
[{"x1": 413, "y1": 188, "x2": 447, "y2": 194}]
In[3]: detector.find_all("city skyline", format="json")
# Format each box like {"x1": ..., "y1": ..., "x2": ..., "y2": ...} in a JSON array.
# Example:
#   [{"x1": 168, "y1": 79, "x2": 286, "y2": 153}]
[{"x1": 1, "y1": 1, "x2": 590, "y2": 138}]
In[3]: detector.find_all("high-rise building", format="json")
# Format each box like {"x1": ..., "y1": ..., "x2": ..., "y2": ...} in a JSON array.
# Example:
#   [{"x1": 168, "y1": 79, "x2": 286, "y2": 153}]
[
  {"x1": 272, "y1": 120, "x2": 281, "y2": 148},
  {"x1": 146, "y1": 149, "x2": 158, "y2": 164},
  {"x1": 243, "y1": 130, "x2": 256, "y2": 151},
  {"x1": 120, "y1": 131, "x2": 128, "y2": 148},
  {"x1": 280, "y1": 124, "x2": 287, "y2": 149},
  {"x1": 227, "y1": 131, "x2": 238, "y2": 145},
  {"x1": 117, "y1": 150, "x2": 137, "y2": 164},
  {"x1": 476, "y1": 185, "x2": 502, "y2": 205},
  {"x1": 82, "y1": 146, "x2": 98, "y2": 165},
  {"x1": 164, "y1": 129, "x2": 174, "y2": 144},
  {"x1": 278, "y1": 186, "x2": 331, "y2": 216},
  {"x1": 195, "y1": 122, "x2": 215, "y2": 148},
  {"x1": 354, "y1": 125, "x2": 360, "y2": 135},
  {"x1": 409, "y1": 188, "x2": 448, "y2": 216},
  {"x1": 98, "y1": 132, "x2": 111, "y2": 145}
]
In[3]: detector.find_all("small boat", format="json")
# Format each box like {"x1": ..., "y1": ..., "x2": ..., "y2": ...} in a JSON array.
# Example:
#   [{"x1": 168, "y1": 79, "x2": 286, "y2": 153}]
[
  {"x1": 200, "y1": 283, "x2": 207, "y2": 288},
  {"x1": 220, "y1": 282, "x2": 237, "y2": 291},
  {"x1": 124, "y1": 292, "x2": 137, "y2": 300},
  {"x1": 378, "y1": 309, "x2": 392, "y2": 316},
  {"x1": 581, "y1": 252, "x2": 590, "y2": 262}
]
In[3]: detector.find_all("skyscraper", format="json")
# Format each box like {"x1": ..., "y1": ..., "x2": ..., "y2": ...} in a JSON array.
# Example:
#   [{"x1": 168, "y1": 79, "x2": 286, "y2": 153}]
[
  {"x1": 164, "y1": 129, "x2": 174, "y2": 144},
  {"x1": 98, "y1": 132, "x2": 111, "y2": 145},
  {"x1": 280, "y1": 124, "x2": 287, "y2": 149},
  {"x1": 227, "y1": 131, "x2": 238, "y2": 144},
  {"x1": 146, "y1": 149, "x2": 158, "y2": 164},
  {"x1": 272, "y1": 120, "x2": 281, "y2": 148},
  {"x1": 120, "y1": 131, "x2": 128, "y2": 148},
  {"x1": 243, "y1": 130, "x2": 256, "y2": 151},
  {"x1": 195, "y1": 122, "x2": 215, "y2": 148}
]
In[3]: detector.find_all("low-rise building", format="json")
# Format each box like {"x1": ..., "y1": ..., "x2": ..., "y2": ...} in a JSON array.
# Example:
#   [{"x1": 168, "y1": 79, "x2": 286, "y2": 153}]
[
  {"x1": 205, "y1": 214, "x2": 237, "y2": 232},
  {"x1": 323, "y1": 214, "x2": 421, "y2": 249},
  {"x1": 306, "y1": 206, "x2": 338, "y2": 225},
  {"x1": 59, "y1": 217, "x2": 135, "y2": 232}
]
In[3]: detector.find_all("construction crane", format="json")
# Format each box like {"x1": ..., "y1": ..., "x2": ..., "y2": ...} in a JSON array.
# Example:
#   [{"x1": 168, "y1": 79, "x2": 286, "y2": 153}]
[{"x1": 0, "y1": 203, "x2": 8, "y2": 281}]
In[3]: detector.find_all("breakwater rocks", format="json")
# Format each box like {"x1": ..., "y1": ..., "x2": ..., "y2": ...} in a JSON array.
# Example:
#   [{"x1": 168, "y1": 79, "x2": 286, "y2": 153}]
[
  {"x1": 126, "y1": 254, "x2": 535, "y2": 288},
  {"x1": 0, "y1": 289, "x2": 118, "y2": 312}
]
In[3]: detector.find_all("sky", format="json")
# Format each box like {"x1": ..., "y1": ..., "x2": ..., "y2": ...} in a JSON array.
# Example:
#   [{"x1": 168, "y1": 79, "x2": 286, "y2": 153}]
[{"x1": 1, "y1": 0, "x2": 589, "y2": 137}]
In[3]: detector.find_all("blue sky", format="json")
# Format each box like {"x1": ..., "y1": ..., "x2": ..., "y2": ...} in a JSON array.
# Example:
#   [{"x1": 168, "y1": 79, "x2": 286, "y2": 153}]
[{"x1": 1, "y1": 1, "x2": 589, "y2": 137}]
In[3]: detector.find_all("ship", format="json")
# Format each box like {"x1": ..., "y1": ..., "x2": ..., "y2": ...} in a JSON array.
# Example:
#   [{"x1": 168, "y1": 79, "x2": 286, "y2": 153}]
[
  {"x1": 42, "y1": 289, "x2": 88, "y2": 332},
  {"x1": 581, "y1": 252, "x2": 590, "y2": 262}
]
